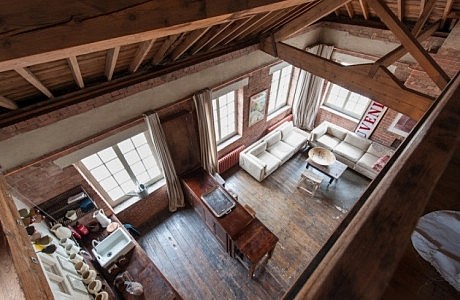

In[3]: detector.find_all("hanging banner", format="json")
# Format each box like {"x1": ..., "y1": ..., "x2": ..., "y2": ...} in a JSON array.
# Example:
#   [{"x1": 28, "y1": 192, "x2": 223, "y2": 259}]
[{"x1": 355, "y1": 101, "x2": 387, "y2": 138}]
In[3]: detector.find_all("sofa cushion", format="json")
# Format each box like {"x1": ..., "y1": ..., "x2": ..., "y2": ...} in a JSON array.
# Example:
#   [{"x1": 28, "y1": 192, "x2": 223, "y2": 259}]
[
  {"x1": 327, "y1": 125, "x2": 347, "y2": 140},
  {"x1": 316, "y1": 134, "x2": 341, "y2": 150},
  {"x1": 356, "y1": 152, "x2": 380, "y2": 170},
  {"x1": 257, "y1": 151, "x2": 281, "y2": 174},
  {"x1": 280, "y1": 121, "x2": 293, "y2": 138},
  {"x1": 265, "y1": 131, "x2": 282, "y2": 147},
  {"x1": 344, "y1": 132, "x2": 371, "y2": 150},
  {"x1": 267, "y1": 141, "x2": 295, "y2": 163},
  {"x1": 334, "y1": 141, "x2": 365, "y2": 163},
  {"x1": 249, "y1": 142, "x2": 267, "y2": 157}
]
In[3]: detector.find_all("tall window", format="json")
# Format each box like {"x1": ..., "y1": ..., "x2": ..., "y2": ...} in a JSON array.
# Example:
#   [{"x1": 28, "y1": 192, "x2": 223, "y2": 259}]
[
  {"x1": 212, "y1": 90, "x2": 237, "y2": 145},
  {"x1": 323, "y1": 83, "x2": 371, "y2": 119},
  {"x1": 79, "y1": 133, "x2": 162, "y2": 205},
  {"x1": 268, "y1": 64, "x2": 293, "y2": 114}
]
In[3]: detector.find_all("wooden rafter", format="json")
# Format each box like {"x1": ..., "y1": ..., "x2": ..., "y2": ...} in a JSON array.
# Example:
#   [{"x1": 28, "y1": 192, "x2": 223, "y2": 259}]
[
  {"x1": 0, "y1": 96, "x2": 18, "y2": 110},
  {"x1": 441, "y1": 0, "x2": 454, "y2": 27},
  {"x1": 152, "y1": 34, "x2": 180, "y2": 65},
  {"x1": 345, "y1": 3, "x2": 354, "y2": 18},
  {"x1": 190, "y1": 22, "x2": 234, "y2": 54},
  {"x1": 420, "y1": 0, "x2": 426, "y2": 16},
  {"x1": 224, "y1": 12, "x2": 275, "y2": 45},
  {"x1": 171, "y1": 28, "x2": 210, "y2": 61},
  {"x1": 274, "y1": 0, "x2": 352, "y2": 41},
  {"x1": 263, "y1": 2, "x2": 317, "y2": 35},
  {"x1": 261, "y1": 39, "x2": 433, "y2": 120},
  {"x1": 359, "y1": 0, "x2": 370, "y2": 20},
  {"x1": 412, "y1": 0, "x2": 437, "y2": 35},
  {"x1": 14, "y1": 67, "x2": 53, "y2": 98},
  {"x1": 129, "y1": 39, "x2": 156, "y2": 73},
  {"x1": 372, "y1": 21, "x2": 439, "y2": 71},
  {"x1": 367, "y1": 0, "x2": 449, "y2": 89},
  {"x1": 67, "y1": 56, "x2": 84, "y2": 88},
  {"x1": 205, "y1": 18, "x2": 254, "y2": 51},
  {"x1": 0, "y1": 0, "x2": 307, "y2": 72},
  {"x1": 397, "y1": 0, "x2": 404, "y2": 21},
  {"x1": 105, "y1": 47, "x2": 120, "y2": 81}
]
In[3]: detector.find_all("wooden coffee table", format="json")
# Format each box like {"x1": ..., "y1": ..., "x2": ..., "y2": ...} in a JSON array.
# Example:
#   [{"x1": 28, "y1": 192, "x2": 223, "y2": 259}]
[{"x1": 306, "y1": 157, "x2": 347, "y2": 185}]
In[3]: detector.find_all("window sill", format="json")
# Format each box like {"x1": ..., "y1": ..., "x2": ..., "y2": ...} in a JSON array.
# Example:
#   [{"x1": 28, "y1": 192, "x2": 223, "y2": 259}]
[
  {"x1": 113, "y1": 178, "x2": 166, "y2": 214},
  {"x1": 217, "y1": 135, "x2": 241, "y2": 151},
  {"x1": 320, "y1": 106, "x2": 360, "y2": 123},
  {"x1": 267, "y1": 106, "x2": 291, "y2": 121}
]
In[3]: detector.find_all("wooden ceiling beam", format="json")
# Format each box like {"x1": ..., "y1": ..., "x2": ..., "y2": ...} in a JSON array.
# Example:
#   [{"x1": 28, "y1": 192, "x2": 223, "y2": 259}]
[
  {"x1": 261, "y1": 39, "x2": 433, "y2": 120},
  {"x1": 274, "y1": 0, "x2": 352, "y2": 41},
  {"x1": 367, "y1": 0, "x2": 449, "y2": 89},
  {"x1": 0, "y1": 0, "x2": 308, "y2": 72},
  {"x1": 205, "y1": 18, "x2": 254, "y2": 51},
  {"x1": 412, "y1": 0, "x2": 438, "y2": 35},
  {"x1": 105, "y1": 46, "x2": 120, "y2": 81},
  {"x1": 129, "y1": 39, "x2": 156, "y2": 73},
  {"x1": 14, "y1": 67, "x2": 54, "y2": 98},
  {"x1": 152, "y1": 34, "x2": 180, "y2": 65},
  {"x1": 223, "y1": 12, "x2": 275, "y2": 45},
  {"x1": 190, "y1": 22, "x2": 234, "y2": 54},
  {"x1": 397, "y1": 0, "x2": 404, "y2": 21},
  {"x1": 359, "y1": 0, "x2": 370, "y2": 20},
  {"x1": 441, "y1": 0, "x2": 454, "y2": 27},
  {"x1": 0, "y1": 96, "x2": 18, "y2": 110},
  {"x1": 67, "y1": 56, "x2": 84, "y2": 88},
  {"x1": 345, "y1": 3, "x2": 354, "y2": 18},
  {"x1": 171, "y1": 28, "x2": 210, "y2": 61},
  {"x1": 372, "y1": 21, "x2": 439, "y2": 71}
]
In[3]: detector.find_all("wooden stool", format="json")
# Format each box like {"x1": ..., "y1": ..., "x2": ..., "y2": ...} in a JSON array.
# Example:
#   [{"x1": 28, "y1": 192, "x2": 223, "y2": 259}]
[{"x1": 297, "y1": 169, "x2": 323, "y2": 197}]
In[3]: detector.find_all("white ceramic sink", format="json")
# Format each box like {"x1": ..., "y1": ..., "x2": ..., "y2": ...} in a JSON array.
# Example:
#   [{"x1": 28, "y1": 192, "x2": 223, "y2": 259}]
[{"x1": 91, "y1": 227, "x2": 135, "y2": 268}]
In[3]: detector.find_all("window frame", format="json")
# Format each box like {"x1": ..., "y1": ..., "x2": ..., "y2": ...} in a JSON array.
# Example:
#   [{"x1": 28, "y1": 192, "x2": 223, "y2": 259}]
[
  {"x1": 77, "y1": 132, "x2": 163, "y2": 207},
  {"x1": 322, "y1": 83, "x2": 371, "y2": 120},
  {"x1": 212, "y1": 90, "x2": 238, "y2": 145},
  {"x1": 268, "y1": 64, "x2": 294, "y2": 115}
]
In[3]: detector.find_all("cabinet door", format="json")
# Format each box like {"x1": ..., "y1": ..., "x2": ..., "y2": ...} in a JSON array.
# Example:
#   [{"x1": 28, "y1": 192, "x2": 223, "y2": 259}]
[{"x1": 214, "y1": 222, "x2": 227, "y2": 250}]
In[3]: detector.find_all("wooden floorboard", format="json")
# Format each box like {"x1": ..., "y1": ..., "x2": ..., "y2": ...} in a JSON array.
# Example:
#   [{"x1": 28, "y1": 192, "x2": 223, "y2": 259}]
[{"x1": 139, "y1": 151, "x2": 370, "y2": 299}]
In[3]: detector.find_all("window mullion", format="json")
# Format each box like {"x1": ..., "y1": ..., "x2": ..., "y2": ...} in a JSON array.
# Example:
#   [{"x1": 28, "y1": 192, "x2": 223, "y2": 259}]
[
  {"x1": 216, "y1": 99, "x2": 223, "y2": 141},
  {"x1": 113, "y1": 145, "x2": 138, "y2": 188}
]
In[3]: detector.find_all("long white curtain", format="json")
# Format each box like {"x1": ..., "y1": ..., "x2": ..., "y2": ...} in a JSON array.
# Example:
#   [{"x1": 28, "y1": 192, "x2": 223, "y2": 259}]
[
  {"x1": 293, "y1": 44, "x2": 334, "y2": 131},
  {"x1": 193, "y1": 88, "x2": 219, "y2": 174},
  {"x1": 144, "y1": 113, "x2": 184, "y2": 212}
]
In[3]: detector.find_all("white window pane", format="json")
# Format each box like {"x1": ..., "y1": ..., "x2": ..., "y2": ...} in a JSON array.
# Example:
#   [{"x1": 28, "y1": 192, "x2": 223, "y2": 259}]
[
  {"x1": 131, "y1": 133, "x2": 147, "y2": 147},
  {"x1": 131, "y1": 161, "x2": 146, "y2": 176},
  {"x1": 107, "y1": 187, "x2": 124, "y2": 201},
  {"x1": 148, "y1": 168, "x2": 162, "y2": 178},
  {"x1": 98, "y1": 148, "x2": 117, "y2": 162},
  {"x1": 113, "y1": 170, "x2": 131, "y2": 184},
  {"x1": 105, "y1": 158, "x2": 124, "y2": 174},
  {"x1": 136, "y1": 172, "x2": 150, "y2": 184},
  {"x1": 81, "y1": 154, "x2": 102, "y2": 169},
  {"x1": 124, "y1": 150, "x2": 141, "y2": 165},
  {"x1": 143, "y1": 156, "x2": 157, "y2": 169},
  {"x1": 120, "y1": 181, "x2": 136, "y2": 194},
  {"x1": 117, "y1": 139, "x2": 134, "y2": 153},
  {"x1": 90, "y1": 165, "x2": 111, "y2": 181},
  {"x1": 100, "y1": 176, "x2": 118, "y2": 191},
  {"x1": 137, "y1": 144, "x2": 152, "y2": 158}
]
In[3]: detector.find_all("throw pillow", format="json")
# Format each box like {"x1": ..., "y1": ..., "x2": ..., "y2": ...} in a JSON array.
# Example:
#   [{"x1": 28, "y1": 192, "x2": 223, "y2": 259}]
[{"x1": 372, "y1": 154, "x2": 390, "y2": 172}]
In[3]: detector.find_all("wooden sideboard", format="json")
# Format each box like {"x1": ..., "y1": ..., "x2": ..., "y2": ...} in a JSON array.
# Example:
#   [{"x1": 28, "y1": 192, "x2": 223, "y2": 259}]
[{"x1": 181, "y1": 168, "x2": 278, "y2": 278}]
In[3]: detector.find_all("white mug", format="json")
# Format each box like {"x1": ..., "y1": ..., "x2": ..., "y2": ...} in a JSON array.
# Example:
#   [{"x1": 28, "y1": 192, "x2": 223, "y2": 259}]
[
  {"x1": 65, "y1": 243, "x2": 80, "y2": 255},
  {"x1": 59, "y1": 237, "x2": 75, "y2": 248},
  {"x1": 82, "y1": 269, "x2": 97, "y2": 284},
  {"x1": 69, "y1": 252, "x2": 83, "y2": 264},
  {"x1": 87, "y1": 279, "x2": 102, "y2": 294},
  {"x1": 75, "y1": 261, "x2": 89, "y2": 274},
  {"x1": 95, "y1": 291, "x2": 108, "y2": 300}
]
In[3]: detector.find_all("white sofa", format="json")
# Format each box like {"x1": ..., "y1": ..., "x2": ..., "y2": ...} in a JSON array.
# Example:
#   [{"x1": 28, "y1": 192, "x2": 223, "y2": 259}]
[
  {"x1": 310, "y1": 121, "x2": 393, "y2": 179},
  {"x1": 239, "y1": 121, "x2": 310, "y2": 181}
]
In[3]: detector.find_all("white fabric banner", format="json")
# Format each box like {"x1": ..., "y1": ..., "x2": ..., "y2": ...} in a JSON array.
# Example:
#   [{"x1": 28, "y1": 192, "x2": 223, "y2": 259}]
[{"x1": 355, "y1": 101, "x2": 387, "y2": 138}]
